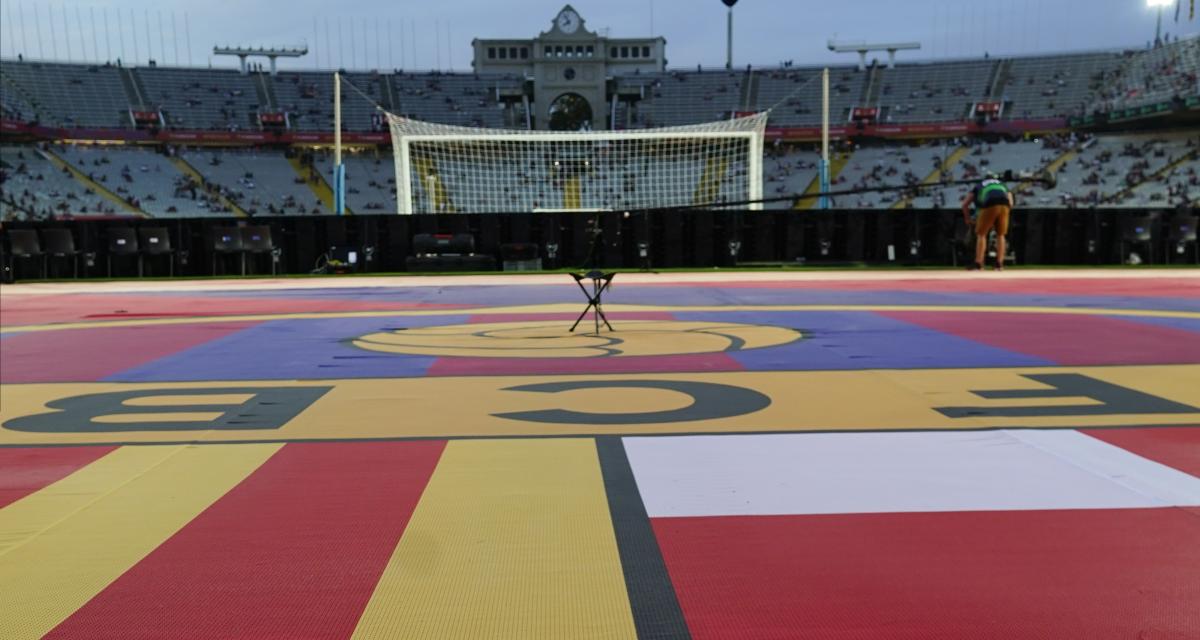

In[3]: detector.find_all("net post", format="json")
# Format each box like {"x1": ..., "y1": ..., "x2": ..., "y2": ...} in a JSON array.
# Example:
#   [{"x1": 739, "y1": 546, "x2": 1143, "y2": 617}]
[
  {"x1": 819, "y1": 67, "x2": 831, "y2": 210},
  {"x1": 333, "y1": 71, "x2": 345, "y2": 215}
]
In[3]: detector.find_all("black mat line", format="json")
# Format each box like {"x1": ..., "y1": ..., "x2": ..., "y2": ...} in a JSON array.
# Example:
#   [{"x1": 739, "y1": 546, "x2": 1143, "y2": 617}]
[
  {"x1": 595, "y1": 436, "x2": 692, "y2": 640},
  {"x1": 2, "y1": 422, "x2": 1200, "y2": 449}
]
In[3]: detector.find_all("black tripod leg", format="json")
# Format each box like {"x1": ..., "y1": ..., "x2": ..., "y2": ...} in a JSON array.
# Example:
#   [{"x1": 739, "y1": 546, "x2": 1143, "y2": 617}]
[
  {"x1": 570, "y1": 301, "x2": 595, "y2": 332},
  {"x1": 595, "y1": 303, "x2": 614, "y2": 331}
]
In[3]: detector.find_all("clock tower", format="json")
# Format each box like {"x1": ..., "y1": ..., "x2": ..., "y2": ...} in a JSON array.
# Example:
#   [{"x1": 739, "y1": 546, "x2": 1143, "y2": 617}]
[{"x1": 471, "y1": 5, "x2": 667, "y2": 129}]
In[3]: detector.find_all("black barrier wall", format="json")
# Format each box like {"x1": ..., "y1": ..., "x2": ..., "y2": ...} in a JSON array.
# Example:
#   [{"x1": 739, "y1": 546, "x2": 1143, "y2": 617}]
[{"x1": 1, "y1": 208, "x2": 1196, "y2": 280}]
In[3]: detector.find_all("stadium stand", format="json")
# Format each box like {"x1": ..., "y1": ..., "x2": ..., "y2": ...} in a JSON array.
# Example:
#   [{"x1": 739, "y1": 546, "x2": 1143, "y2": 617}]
[
  {"x1": 55, "y1": 144, "x2": 223, "y2": 217},
  {"x1": 623, "y1": 71, "x2": 745, "y2": 127},
  {"x1": 138, "y1": 67, "x2": 262, "y2": 131},
  {"x1": 1092, "y1": 35, "x2": 1200, "y2": 113},
  {"x1": 1, "y1": 62, "x2": 131, "y2": 128},
  {"x1": 0, "y1": 145, "x2": 124, "y2": 219},
  {"x1": 179, "y1": 148, "x2": 325, "y2": 215},
  {"x1": 876, "y1": 60, "x2": 995, "y2": 123},
  {"x1": 2, "y1": 38, "x2": 1198, "y2": 220},
  {"x1": 753, "y1": 67, "x2": 861, "y2": 126}
]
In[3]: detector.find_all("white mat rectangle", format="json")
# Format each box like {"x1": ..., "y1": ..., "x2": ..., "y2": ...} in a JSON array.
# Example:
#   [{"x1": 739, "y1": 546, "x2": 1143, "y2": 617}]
[{"x1": 624, "y1": 430, "x2": 1200, "y2": 518}]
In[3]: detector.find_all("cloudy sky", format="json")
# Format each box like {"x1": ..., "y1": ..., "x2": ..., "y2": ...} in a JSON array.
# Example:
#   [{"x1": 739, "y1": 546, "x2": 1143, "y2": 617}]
[{"x1": 2, "y1": 0, "x2": 1196, "y2": 71}]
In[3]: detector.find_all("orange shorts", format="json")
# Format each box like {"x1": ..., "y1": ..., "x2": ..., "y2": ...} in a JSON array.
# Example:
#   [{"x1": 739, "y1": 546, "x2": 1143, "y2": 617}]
[{"x1": 975, "y1": 204, "x2": 1011, "y2": 236}]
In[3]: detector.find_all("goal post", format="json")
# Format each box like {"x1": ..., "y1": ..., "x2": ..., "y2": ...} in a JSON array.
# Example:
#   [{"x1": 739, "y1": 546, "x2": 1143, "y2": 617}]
[{"x1": 386, "y1": 112, "x2": 767, "y2": 214}]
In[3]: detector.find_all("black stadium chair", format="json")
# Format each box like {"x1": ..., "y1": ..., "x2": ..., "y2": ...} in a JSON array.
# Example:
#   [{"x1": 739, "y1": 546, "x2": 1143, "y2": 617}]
[
  {"x1": 240, "y1": 225, "x2": 278, "y2": 275},
  {"x1": 139, "y1": 227, "x2": 175, "y2": 277},
  {"x1": 1166, "y1": 213, "x2": 1198, "y2": 264},
  {"x1": 107, "y1": 227, "x2": 141, "y2": 277},
  {"x1": 41, "y1": 228, "x2": 81, "y2": 279},
  {"x1": 212, "y1": 226, "x2": 245, "y2": 276},
  {"x1": 1119, "y1": 214, "x2": 1155, "y2": 265},
  {"x1": 6, "y1": 229, "x2": 45, "y2": 280}
]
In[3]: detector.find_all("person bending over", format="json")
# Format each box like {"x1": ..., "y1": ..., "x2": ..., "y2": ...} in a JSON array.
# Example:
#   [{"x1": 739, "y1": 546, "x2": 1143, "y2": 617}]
[{"x1": 961, "y1": 172, "x2": 1014, "y2": 270}]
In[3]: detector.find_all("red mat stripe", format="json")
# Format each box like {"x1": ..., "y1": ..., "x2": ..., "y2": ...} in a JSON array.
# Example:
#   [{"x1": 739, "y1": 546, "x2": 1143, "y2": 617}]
[
  {"x1": 0, "y1": 446, "x2": 119, "y2": 509},
  {"x1": 1085, "y1": 427, "x2": 1200, "y2": 478},
  {"x1": 45, "y1": 440, "x2": 446, "y2": 640},
  {"x1": 636, "y1": 277, "x2": 1200, "y2": 297},
  {"x1": 879, "y1": 310, "x2": 1200, "y2": 366},
  {"x1": 1, "y1": 294, "x2": 473, "y2": 326},
  {"x1": 654, "y1": 508, "x2": 1200, "y2": 640},
  {"x1": 0, "y1": 322, "x2": 260, "y2": 383}
]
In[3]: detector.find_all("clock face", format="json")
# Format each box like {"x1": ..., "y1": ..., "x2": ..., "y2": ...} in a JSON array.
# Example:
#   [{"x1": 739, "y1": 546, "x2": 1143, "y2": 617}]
[{"x1": 557, "y1": 10, "x2": 580, "y2": 34}]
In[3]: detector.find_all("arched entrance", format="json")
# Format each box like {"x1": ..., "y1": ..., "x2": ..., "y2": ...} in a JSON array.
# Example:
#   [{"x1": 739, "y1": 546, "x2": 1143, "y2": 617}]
[{"x1": 548, "y1": 93, "x2": 593, "y2": 131}]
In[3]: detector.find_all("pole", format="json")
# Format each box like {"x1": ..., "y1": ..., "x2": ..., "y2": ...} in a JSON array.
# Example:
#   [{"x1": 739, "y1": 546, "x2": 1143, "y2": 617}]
[
  {"x1": 725, "y1": 6, "x2": 733, "y2": 70},
  {"x1": 334, "y1": 72, "x2": 345, "y2": 215},
  {"x1": 1156, "y1": 6, "x2": 1163, "y2": 46},
  {"x1": 820, "y1": 68, "x2": 831, "y2": 210}
]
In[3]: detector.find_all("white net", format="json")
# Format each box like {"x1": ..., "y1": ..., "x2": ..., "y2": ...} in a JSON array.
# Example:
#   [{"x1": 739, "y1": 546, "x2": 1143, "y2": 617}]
[{"x1": 386, "y1": 113, "x2": 767, "y2": 214}]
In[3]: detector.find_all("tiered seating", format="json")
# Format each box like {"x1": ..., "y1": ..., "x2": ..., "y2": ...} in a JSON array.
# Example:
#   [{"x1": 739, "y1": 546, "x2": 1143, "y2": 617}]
[
  {"x1": 392, "y1": 73, "x2": 516, "y2": 128},
  {"x1": 55, "y1": 145, "x2": 217, "y2": 217},
  {"x1": 623, "y1": 71, "x2": 743, "y2": 127},
  {"x1": 273, "y1": 72, "x2": 380, "y2": 131},
  {"x1": 320, "y1": 152, "x2": 396, "y2": 212},
  {"x1": 753, "y1": 67, "x2": 860, "y2": 127},
  {"x1": 1003, "y1": 52, "x2": 1121, "y2": 119},
  {"x1": 182, "y1": 149, "x2": 324, "y2": 215},
  {"x1": 137, "y1": 67, "x2": 261, "y2": 130},
  {"x1": 0, "y1": 62, "x2": 130, "y2": 128},
  {"x1": 877, "y1": 60, "x2": 993, "y2": 123},
  {"x1": 833, "y1": 145, "x2": 947, "y2": 208},
  {"x1": 1092, "y1": 36, "x2": 1200, "y2": 112},
  {"x1": 762, "y1": 147, "x2": 820, "y2": 208},
  {"x1": 0, "y1": 145, "x2": 112, "y2": 219},
  {"x1": 0, "y1": 80, "x2": 38, "y2": 122}
]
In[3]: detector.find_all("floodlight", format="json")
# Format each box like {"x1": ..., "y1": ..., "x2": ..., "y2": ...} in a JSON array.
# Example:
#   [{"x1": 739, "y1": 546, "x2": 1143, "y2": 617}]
[{"x1": 1146, "y1": 0, "x2": 1172, "y2": 7}]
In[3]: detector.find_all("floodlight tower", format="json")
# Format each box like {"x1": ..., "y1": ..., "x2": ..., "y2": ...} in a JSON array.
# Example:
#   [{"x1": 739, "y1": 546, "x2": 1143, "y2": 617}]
[
  {"x1": 1148, "y1": 0, "x2": 1172, "y2": 45},
  {"x1": 722, "y1": 0, "x2": 738, "y2": 70}
]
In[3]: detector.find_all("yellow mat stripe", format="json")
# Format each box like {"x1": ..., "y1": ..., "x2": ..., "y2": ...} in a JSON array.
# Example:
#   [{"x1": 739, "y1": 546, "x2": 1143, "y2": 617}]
[
  {"x1": 0, "y1": 443, "x2": 281, "y2": 640},
  {"x1": 4, "y1": 302, "x2": 1198, "y2": 334},
  {"x1": 352, "y1": 439, "x2": 636, "y2": 640}
]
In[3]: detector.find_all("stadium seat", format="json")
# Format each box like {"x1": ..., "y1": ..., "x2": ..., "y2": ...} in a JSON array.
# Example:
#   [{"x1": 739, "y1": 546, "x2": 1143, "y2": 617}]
[
  {"x1": 139, "y1": 227, "x2": 176, "y2": 277},
  {"x1": 5, "y1": 229, "x2": 45, "y2": 280},
  {"x1": 1165, "y1": 213, "x2": 1198, "y2": 264},
  {"x1": 1119, "y1": 214, "x2": 1156, "y2": 265},
  {"x1": 240, "y1": 225, "x2": 278, "y2": 276},
  {"x1": 107, "y1": 228, "x2": 141, "y2": 277},
  {"x1": 211, "y1": 227, "x2": 246, "y2": 276},
  {"x1": 40, "y1": 228, "x2": 80, "y2": 279}
]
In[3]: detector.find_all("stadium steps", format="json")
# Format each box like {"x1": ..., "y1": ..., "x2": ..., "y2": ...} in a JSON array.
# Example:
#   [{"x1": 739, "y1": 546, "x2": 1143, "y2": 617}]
[
  {"x1": 288, "y1": 156, "x2": 340, "y2": 212},
  {"x1": 892, "y1": 145, "x2": 970, "y2": 210},
  {"x1": 693, "y1": 157, "x2": 729, "y2": 205},
  {"x1": 864, "y1": 64, "x2": 883, "y2": 106},
  {"x1": 795, "y1": 152, "x2": 849, "y2": 210},
  {"x1": 742, "y1": 71, "x2": 759, "y2": 112},
  {"x1": 119, "y1": 68, "x2": 147, "y2": 109},
  {"x1": 254, "y1": 73, "x2": 277, "y2": 110},
  {"x1": 1104, "y1": 147, "x2": 1200, "y2": 205},
  {"x1": 380, "y1": 76, "x2": 397, "y2": 111},
  {"x1": 564, "y1": 176, "x2": 582, "y2": 209},
  {"x1": 169, "y1": 156, "x2": 249, "y2": 218},
  {"x1": 413, "y1": 156, "x2": 451, "y2": 212},
  {"x1": 39, "y1": 148, "x2": 147, "y2": 217},
  {"x1": 1, "y1": 74, "x2": 45, "y2": 122},
  {"x1": 987, "y1": 60, "x2": 1012, "y2": 101}
]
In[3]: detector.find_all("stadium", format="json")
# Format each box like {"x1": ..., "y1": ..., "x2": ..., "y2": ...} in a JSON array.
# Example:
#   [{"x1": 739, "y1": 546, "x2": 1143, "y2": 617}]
[{"x1": 1, "y1": 2, "x2": 1199, "y2": 639}]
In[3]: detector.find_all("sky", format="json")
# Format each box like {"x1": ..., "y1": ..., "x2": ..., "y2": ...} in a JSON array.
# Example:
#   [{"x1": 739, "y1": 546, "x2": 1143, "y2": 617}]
[{"x1": 1, "y1": 0, "x2": 1196, "y2": 72}]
